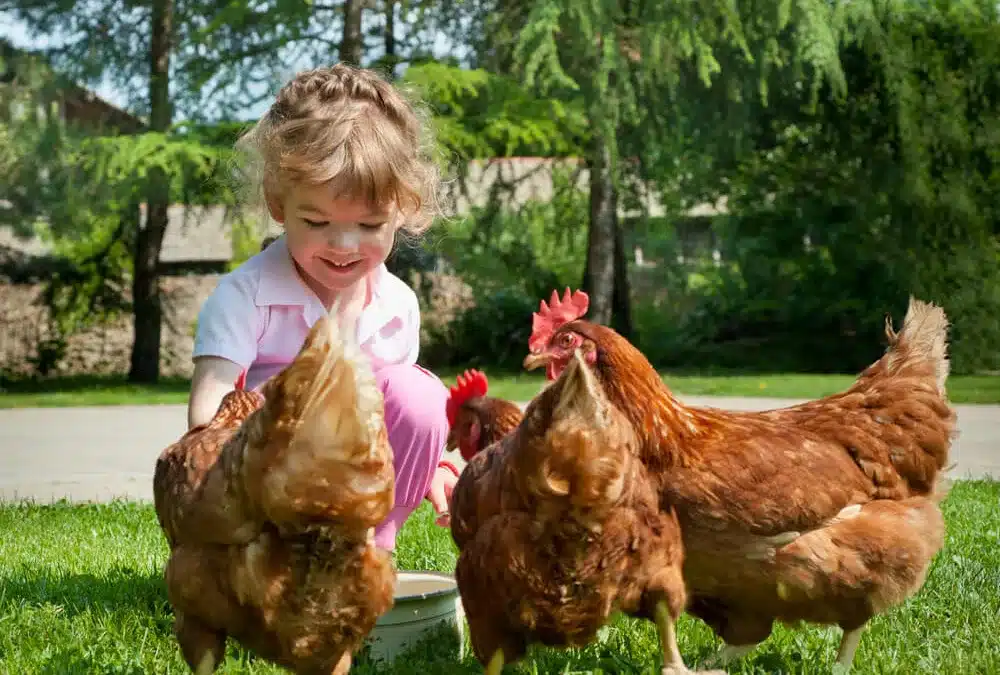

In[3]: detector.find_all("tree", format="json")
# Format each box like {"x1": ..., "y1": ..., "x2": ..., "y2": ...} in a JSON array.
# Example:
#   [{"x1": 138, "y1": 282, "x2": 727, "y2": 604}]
[
  {"x1": 129, "y1": 0, "x2": 174, "y2": 382},
  {"x1": 701, "y1": 1, "x2": 1000, "y2": 374},
  {"x1": 1, "y1": 0, "x2": 269, "y2": 381},
  {"x1": 2, "y1": 0, "x2": 325, "y2": 381},
  {"x1": 1, "y1": 38, "x2": 229, "y2": 377},
  {"x1": 340, "y1": 0, "x2": 364, "y2": 64},
  {"x1": 467, "y1": 0, "x2": 887, "y2": 335}
]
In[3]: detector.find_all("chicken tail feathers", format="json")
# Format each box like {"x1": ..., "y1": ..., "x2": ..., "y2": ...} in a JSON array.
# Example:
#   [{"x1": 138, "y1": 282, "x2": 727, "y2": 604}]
[
  {"x1": 250, "y1": 311, "x2": 395, "y2": 532},
  {"x1": 884, "y1": 297, "x2": 950, "y2": 395}
]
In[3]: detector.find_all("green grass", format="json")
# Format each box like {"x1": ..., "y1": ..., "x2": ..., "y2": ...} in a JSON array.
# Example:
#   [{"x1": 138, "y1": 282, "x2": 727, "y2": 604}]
[
  {"x1": 1, "y1": 481, "x2": 998, "y2": 674},
  {"x1": 3, "y1": 372, "x2": 999, "y2": 408}
]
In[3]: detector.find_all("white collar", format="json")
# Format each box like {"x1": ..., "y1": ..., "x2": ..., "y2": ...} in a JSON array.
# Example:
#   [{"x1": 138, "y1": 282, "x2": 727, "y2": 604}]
[{"x1": 253, "y1": 235, "x2": 394, "y2": 344}]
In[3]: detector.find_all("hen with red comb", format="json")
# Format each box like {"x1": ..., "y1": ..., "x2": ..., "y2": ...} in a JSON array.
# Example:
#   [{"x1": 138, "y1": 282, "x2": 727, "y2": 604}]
[
  {"x1": 444, "y1": 369, "x2": 523, "y2": 463},
  {"x1": 446, "y1": 369, "x2": 489, "y2": 427},
  {"x1": 528, "y1": 288, "x2": 589, "y2": 354}
]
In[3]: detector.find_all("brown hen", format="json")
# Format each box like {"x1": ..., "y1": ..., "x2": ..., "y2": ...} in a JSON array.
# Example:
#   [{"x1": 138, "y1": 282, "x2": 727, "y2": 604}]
[
  {"x1": 451, "y1": 352, "x2": 708, "y2": 675},
  {"x1": 444, "y1": 369, "x2": 525, "y2": 550},
  {"x1": 153, "y1": 312, "x2": 396, "y2": 675},
  {"x1": 524, "y1": 289, "x2": 954, "y2": 672},
  {"x1": 445, "y1": 369, "x2": 524, "y2": 462}
]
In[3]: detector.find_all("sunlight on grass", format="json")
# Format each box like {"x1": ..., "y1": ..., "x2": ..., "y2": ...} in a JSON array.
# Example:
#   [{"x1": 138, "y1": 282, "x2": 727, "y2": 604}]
[
  {"x1": 2, "y1": 372, "x2": 998, "y2": 408},
  {"x1": 1, "y1": 482, "x2": 998, "y2": 674}
]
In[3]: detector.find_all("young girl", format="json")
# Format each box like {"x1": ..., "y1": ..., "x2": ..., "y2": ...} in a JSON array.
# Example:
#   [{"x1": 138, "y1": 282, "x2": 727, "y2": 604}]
[{"x1": 188, "y1": 63, "x2": 457, "y2": 551}]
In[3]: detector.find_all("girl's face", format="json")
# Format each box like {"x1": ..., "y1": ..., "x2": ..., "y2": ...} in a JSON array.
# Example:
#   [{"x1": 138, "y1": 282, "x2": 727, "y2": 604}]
[{"x1": 267, "y1": 182, "x2": 399, "y2": 302}]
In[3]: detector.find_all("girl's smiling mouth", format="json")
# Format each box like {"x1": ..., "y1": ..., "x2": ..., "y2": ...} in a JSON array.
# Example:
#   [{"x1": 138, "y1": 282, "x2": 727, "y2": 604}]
[{"x1": 322, "y1": 258, "x2": 362, "y2": 273}]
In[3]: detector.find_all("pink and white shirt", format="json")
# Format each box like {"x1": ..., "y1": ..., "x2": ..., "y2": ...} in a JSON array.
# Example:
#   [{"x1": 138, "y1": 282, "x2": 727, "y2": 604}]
[{"x1": 192, "y1": 235, "x2": 420, "y2": 389}]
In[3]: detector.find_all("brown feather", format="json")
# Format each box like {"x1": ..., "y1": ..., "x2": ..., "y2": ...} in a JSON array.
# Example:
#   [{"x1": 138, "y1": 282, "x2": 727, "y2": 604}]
[
  {"x1": 153, "y1": 314, "x2": 396, "y2": 674},
  {"x1": 541, "y1": 299, "x2": 954, "y2": 655},
  {"x1": 450, "y1": 352, "x2": 687, "y2": 669}
]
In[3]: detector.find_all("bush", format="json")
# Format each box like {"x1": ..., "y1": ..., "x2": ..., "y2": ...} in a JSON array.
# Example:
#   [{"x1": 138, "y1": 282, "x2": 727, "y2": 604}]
[
  {"x1": 421, "y1": 289, "x2": 539, "y2": 372},
  {"x1": 419, "y1": 168, "x2": 589, "y2": 370},
  {"x1": 914, "y1": 242, "x2": 1000, "y2": 375},
  {"x1": 629, "y1": 218, "x2": 1000, "y2": 376}
]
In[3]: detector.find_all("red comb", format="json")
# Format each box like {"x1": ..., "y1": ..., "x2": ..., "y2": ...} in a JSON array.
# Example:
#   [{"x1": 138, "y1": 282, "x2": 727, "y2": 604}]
[
  {"x1": 234, "y1": 370, "x2": 247, "y2": 391},
  {"x1": 445, "y1": 369, "x2": 488, "y2": 427},
  {"x1": 528, "y1": 287, "x2": 590, "y2": 353}
]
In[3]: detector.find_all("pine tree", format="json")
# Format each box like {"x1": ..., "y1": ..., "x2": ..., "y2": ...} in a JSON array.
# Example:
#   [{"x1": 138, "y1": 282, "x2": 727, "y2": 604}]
[{"x1": 474, "y1": 0, "x2": 885, "y2": 331}]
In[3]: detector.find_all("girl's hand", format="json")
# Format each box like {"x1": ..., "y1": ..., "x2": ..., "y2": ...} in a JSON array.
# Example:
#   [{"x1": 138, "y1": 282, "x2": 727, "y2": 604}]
[{"x1": 425, "y1": 461, "x2": 459, "y2": 527}]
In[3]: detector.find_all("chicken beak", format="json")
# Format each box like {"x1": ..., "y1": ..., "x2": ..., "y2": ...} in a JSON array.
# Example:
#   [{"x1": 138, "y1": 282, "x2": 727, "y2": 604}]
[{"x1": 522, "y1": 352, "x2": 550, "y2": 371}]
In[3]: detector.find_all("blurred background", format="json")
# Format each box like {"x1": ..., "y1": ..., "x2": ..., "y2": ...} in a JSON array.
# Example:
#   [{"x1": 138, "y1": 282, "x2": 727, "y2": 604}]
[{"x1": 1, "y1": 0, "x2": 998, "y2": 390}]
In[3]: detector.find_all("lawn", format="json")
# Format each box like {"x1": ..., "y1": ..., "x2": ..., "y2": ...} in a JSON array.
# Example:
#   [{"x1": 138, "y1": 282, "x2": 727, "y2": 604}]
[
  {"x1": 1, "y1": 481, "x2": 998, "y2": 674},
  {"x1": 3, "y1": 371, "x2": 999, "y2": 408}
]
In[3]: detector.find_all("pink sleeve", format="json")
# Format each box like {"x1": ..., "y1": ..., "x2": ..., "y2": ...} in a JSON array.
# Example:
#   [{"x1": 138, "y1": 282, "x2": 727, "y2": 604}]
[{"x1": 192, "y1": 275, "x2": 260, "y2": 369}]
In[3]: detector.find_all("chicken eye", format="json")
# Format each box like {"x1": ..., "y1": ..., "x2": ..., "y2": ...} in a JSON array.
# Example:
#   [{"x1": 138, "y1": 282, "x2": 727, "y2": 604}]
[{"x1": 558, "y1": 332, "x2": 575, "y2": 349}]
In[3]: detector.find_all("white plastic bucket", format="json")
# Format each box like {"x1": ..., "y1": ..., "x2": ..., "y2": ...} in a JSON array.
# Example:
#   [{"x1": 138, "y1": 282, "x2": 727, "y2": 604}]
[{"x1": 367, "y1": 570, "x2": 465, "y2": 664}]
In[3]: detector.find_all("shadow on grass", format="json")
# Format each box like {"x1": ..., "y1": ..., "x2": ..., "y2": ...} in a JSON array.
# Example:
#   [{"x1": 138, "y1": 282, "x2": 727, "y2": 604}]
[
  {"x1": 354, "y1": 623, "x2": 477, "y2": 675},
  {"x1": 27, "y1": 650, "x2": 152, "y2": 675},
  {"x1": 2, "y1": 563, "x2": 477, "y2": 674},
  {"x1": 1, "y1": 563, "x2": 171, "y2": 620}
]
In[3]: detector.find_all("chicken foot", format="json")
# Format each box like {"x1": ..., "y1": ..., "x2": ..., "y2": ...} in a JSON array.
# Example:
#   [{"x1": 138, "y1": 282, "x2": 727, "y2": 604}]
[
  {"x1": 654, "y1": 601, "x2": 728, "y2": 675},
  {"x1": 703, "y1": 643, "x2": 758, "y2": 667},
  {"x1": 330, "y1": 651, "x2": 353, "y2": 675},
  {"x1": 484, "y1": 648, "x2": 504, "y2": 675},
  {"x1": 174, "y1": 612, "x2": 225, "y2": 675},
  {"x1": 836, "y1": 627, "x2": 865, "y2": 671}
]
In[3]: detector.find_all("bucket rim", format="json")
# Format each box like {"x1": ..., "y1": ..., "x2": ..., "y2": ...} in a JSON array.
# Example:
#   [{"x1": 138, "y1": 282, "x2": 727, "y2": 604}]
[{"x1": 394, "y1": 570, "x2": 459, "y2": 602}]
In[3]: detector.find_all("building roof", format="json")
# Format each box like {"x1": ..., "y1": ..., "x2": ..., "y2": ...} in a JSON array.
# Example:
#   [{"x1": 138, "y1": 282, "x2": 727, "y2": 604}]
[{"x1": 1, "y1": 39, "x2": 146, "y2": 134}]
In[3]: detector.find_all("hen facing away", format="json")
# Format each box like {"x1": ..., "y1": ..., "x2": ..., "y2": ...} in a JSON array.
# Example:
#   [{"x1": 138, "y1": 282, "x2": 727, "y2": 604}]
[
  {"x1": 524, "y1": 289, "x2": 955, "y2": 672},
  {"x1": 153, "y1": 313, "x2": 396, "y2": 675},
  {"x1": 451, "y1": 352, "x2": 715, "y2": 675}
]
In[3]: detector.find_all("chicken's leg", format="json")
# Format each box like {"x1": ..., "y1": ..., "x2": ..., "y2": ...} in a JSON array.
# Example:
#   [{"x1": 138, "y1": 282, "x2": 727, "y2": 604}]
[
  {"x1": 836, "y1": 627, "x2": 865, "y2": 671},
  {"x1": 654, "y1": 601, "x2": 728, "y2": 675},
  {"x1": 330, "y1": 651, "x2": 353, "y2": 675},
  {"x1": 705, "y1": 643, "x2": 757, "y2": 667},
  {"x1": 175, "y1": 612, "x2": 225, "y2": 675},
  {"x1": 485, "y1": 649, "x2": 504, "y2": 675}
]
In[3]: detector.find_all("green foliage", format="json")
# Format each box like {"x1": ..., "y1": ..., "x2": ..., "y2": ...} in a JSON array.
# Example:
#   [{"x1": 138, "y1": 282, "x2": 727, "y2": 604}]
[
  {"x1": 628, "y1": 2, "x2": 1000, "y2": 376},
  {"x1": 0, "y1": 51, "x2": 235, "y2": 376},
  {"x1": 432, "y1": 167, "x2": 588, "y2": 296},
  {"x1": 402, "y1": 62, "x2": 587, "y2": 161},
  {"x1": 3, "y1": 0, "x2": 306, "y2": 121},
  {"x1": 423, "y1": 289, "x2": 540, "y2": 372},
  {"x1": 29, "y1": 220, "x2": 134, "y2": 377},
  {"x1": 912, "y1": 242, "x2": 1000, "y2": 374},
  {"x1": 3, "y1": 485, "x2": 1000, "y2": 673},
  {"x1": 227, "y1": 214, "x2": 273, "y2": 271},
  {"x1": 420, "y1": 169, "x2": 589, "y2": 370}
]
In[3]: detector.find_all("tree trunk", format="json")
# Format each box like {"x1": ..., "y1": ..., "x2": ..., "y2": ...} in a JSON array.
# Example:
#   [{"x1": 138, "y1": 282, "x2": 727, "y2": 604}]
[
  {"x1": 383, "y1": 0, "x2": 397, "y2": 74},
  {"x1": 341, "y1": 0, "x2": 364, "y2": 65},
  {"x1": 129, "y1": 0, "x2": 173, "y2": 384},
  {"x1": 611, "y1": 216, "x2": 634, "y2": 338},
  {"x1": 583, "y1": 132, "x2": 616, "y2": 326}
]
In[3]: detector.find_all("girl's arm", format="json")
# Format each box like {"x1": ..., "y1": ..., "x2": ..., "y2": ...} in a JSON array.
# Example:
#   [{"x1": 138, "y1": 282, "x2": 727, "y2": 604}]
[
  {"x1": 188, "y1": 356, "x2": 245, "y2": 429},
  {"x1": 188, "y1": 274, "x2": 261, "y2": 429}
]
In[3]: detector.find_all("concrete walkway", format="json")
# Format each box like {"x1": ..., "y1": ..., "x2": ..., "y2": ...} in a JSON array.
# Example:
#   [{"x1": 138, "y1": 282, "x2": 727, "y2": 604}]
[{"x1": 1, "y1": 396, "x2": 996, "y2": 504}]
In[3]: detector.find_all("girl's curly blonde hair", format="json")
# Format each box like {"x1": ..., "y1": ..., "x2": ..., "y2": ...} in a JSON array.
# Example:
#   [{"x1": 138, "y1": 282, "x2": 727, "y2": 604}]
[{"x1": 235, "y1": 63, "x2": 442, "y2": 236}]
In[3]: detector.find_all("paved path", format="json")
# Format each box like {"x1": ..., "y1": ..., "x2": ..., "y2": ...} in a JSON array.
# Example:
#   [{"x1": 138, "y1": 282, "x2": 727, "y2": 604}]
[{"x1": 1, "y1": 397, "x2": 996, "y2": 504}]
